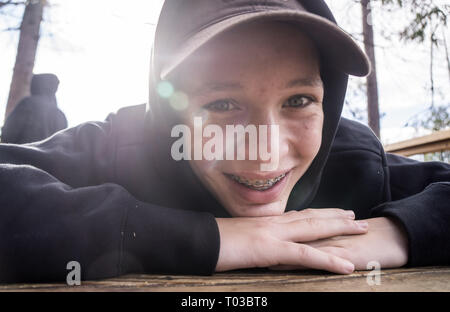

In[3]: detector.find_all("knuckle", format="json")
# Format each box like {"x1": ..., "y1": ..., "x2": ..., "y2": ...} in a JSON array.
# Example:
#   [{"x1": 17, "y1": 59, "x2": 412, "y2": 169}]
[
  {"x1": 297, "y1": 245, "x2": 309, "y2": 259},
  {"x1": 304, "y1": 217, "x2": 319, "y2": 228},
  {"x1": 343, "y1": 218, "x2": 356, "y2": 228},
  {"x1": 327, "y1": 254, "x2": 340, "y2": 268}
]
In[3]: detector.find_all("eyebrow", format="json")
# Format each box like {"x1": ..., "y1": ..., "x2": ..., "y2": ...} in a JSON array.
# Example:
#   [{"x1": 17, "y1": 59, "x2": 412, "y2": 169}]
[
  {"x1": 285, "y1": 77, "x2": 323, "y2": 88},
  {"x1": 191, "y1": 82, "x2": 243, "y2": 96},
  {"x1": 191, "y1": 77, "x2": 322, "y2": 96}
]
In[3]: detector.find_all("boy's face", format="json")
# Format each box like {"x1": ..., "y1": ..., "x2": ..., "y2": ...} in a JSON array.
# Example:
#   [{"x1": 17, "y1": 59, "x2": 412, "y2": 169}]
[{"x1": 174, "y1": 22, "x2": 324, "y2": 217}]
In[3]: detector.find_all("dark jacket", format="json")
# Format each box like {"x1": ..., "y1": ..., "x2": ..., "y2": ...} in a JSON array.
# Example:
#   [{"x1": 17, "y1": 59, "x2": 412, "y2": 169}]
[
  {"x1": 1, "y1": 74, "x2": 67, "y2": 144},
  {"x1": 0, "y1": 103, "x2": 449, "y2": 283},
  {"x1": 0, "y1": 0, "x2": 449, "y2": 283}
]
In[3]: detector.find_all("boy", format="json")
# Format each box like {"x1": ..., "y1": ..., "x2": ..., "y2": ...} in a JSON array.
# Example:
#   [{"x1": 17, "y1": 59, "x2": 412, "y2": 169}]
[{"x1": 0, "y1": 0, "x2": 449, "y2": 283}]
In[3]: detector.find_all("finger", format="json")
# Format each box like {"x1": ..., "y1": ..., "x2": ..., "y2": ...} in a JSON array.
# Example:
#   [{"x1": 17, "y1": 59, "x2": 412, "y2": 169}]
[
  {"x1": 279, "y1": 218, "x2": 368, "y2": 242},
  {"x1": 316, "y1": 246, "x2": 369, "y2": 270},
  {"x1": 300, "y1": 208, "x2": 355, "y2": 220},
  {"x1": 280, "y1": 209, "x2": 355, "y2": 222},
  {"x1": 278, "y1": 242, "x2": 355, "y2": 274}
]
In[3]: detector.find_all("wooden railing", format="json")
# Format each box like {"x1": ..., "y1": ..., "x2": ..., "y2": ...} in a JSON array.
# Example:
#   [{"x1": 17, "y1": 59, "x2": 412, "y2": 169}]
[{"x1": 384, "y1": 129, "x2": 450, "y2": 157}]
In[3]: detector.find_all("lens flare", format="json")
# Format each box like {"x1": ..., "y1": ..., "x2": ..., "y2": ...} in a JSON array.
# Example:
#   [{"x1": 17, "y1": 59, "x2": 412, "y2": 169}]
[
  {"x1": 157, "y1": 81, "x2": 174, "y2": 98},
  {"x1": 169, "y1": 91, "x2": 189, "y2": 111}
]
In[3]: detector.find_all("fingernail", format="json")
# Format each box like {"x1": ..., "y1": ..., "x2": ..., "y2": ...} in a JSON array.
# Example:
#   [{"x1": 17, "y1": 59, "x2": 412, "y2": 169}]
[
  {"x1": 344, "y1": 262, "x2": 355, "y2": 274},
  {"x1": 356, "y1": 220, "x2": 368, "y2": 229},
  {"x1": 345, "y1": 211, "x2": 355, "y2": 219}
]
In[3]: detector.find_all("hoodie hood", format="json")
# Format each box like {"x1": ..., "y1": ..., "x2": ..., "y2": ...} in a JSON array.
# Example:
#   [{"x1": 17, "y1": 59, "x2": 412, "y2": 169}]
[
  {"x1": 31, "y1": 74, "x2": 59, "y2": 97},
  {"x1": 145, "y1": 0, "x2": 352, "y2": 216}
]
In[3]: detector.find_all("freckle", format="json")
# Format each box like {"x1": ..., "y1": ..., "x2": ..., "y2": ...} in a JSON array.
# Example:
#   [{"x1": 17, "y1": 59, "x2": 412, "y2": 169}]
[{"x1": 258, "y1": 87, "x2": 267, "y2": 95}]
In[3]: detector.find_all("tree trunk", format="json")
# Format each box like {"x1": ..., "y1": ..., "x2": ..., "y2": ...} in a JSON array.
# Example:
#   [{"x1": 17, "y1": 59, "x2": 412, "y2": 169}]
[
  {"x1": 443, "y1": 28, "x2": 450, "y2": 82},
  {"x1": 361, "y1": 0, "x2": 381, "y2": 139},
  {"x1": 5, "y1": 0, "x2": 44, "y2": 119}
]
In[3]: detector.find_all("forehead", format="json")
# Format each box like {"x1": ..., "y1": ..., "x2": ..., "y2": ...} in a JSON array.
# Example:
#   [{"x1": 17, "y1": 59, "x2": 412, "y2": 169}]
[{"x1": 172, "y1": 21, "x2": 322, "y2": 88}]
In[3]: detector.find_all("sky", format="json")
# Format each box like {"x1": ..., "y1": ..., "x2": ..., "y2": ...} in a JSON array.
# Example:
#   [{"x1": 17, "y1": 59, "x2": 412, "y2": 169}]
[{"x1": 0, "y1": 0, "x2": 449, "y2": 145}]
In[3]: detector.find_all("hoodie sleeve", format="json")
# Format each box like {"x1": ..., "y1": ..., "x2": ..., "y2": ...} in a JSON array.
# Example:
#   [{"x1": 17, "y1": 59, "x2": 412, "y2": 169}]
[
  {"x1": 0, "y1": 120, "x2": 220, "y2": 283},
  {"x1": 371, "y1": 153, "x2": 450, "y2": 267}
]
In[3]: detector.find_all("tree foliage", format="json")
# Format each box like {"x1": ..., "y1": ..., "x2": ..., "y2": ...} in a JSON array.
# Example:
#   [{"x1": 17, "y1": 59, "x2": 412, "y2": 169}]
[
  {"x1": 406, "y1": 105, "x2": 450, "y2": 131},
  {"x1": 380, "y1": 0, "x2": 449, "y2": 44},
  {"x1": 379, "y1": 0, "x2": 450, "y2": 134}
]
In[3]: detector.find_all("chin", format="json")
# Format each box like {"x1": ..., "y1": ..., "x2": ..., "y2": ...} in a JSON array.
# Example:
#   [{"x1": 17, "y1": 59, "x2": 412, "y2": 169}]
[{"x1": 225, "y1": 200, "x2": 288, "y2": 217}]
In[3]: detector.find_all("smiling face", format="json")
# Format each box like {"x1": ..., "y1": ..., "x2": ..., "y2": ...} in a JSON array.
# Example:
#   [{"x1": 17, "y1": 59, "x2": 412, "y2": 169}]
[{"x1": 171, "y1": 21, "x2": 324, "y2": 217}]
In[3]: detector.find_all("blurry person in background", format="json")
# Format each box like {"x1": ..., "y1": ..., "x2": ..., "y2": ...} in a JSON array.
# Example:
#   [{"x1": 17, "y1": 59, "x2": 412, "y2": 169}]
[{"x1": 1, "y1": 73, "x2": 67, "y2": 144}]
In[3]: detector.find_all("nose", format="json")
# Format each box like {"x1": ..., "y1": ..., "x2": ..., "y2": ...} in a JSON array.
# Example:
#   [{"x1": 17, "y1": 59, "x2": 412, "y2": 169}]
[{"x1": 232, "y1": 109, "x2": 288, "y2": 171}]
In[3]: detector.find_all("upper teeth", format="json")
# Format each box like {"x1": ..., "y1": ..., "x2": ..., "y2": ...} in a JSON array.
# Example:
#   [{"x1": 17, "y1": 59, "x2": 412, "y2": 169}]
[{"x1": 228, "y1": 173, "x2": 286, "y2": 190}]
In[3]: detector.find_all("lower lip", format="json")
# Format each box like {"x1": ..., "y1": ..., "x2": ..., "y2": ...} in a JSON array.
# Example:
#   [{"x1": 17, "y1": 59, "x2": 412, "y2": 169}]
[{"x1": 224, "y1": 171, "x2": 291, "y2": 204}]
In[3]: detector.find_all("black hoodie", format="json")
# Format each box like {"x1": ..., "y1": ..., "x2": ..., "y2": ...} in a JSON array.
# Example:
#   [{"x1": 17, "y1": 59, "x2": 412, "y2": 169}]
[{"x1": 0, "y1": 1, "x2": 449, "y2": 283}]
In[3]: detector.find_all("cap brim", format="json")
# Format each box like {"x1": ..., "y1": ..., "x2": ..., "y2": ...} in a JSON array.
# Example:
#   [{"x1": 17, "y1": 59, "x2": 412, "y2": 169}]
[{"x1": 160, "y1": 10, "x2": 371, "y2": 80}]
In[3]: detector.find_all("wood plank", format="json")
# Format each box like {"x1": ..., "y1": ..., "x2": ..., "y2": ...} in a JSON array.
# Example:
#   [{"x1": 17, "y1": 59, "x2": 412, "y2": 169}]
[
  {"x1": 385, "y1": 129, "x2": 450, "y2": 156},
  {"x1": 1, "y1": 266, "x2": 449, "y2": 292},
  {"x1": 392, "y1": 141, "x2": 450, "y2": 157},
  {"x1": 385, "y1": 130, "x2": 450, "y2": 152}
]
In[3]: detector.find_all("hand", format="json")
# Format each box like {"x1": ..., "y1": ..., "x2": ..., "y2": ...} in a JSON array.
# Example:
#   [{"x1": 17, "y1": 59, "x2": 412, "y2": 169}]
[
  {"x1": 215, "y1": 208, "x2": 369, "y2": 274},
  {"x1": 307, "y1": 217, "x2": 409, "y2": 270}
]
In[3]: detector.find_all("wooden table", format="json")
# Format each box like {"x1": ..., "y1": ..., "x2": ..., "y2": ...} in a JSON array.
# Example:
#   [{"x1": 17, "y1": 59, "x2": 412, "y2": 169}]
[{"x1": 1, "y1": 266, "x2": 449, "y2": 292}]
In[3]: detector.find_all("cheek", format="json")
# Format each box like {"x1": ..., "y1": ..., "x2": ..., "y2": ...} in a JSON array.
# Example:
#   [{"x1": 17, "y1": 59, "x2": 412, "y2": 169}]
[
  {"x1": 287, "y1": 114, "x2": 323, "y2": 159},
  {"x1": 186, "y1": 122, "x2": 225, "y2": 182},
  {"x1": 188, "y1": 158, "x2": 225, "y2": 199},
  {"x1": 190, "y1": 158, "x2": 221, "y2": 176}
]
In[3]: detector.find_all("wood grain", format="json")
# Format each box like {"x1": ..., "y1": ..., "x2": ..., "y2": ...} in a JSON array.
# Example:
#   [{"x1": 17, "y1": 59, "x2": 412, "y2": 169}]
[
  {"x1": 1, "y1": 266, "x2": 449, "y2": 292},
  {"x1": 384, "y1": 129, "x2": 450, "y2": 156}
]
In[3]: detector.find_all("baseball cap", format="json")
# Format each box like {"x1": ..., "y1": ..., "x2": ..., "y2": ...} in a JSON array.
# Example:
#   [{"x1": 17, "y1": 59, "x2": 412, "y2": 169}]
[{"x1": 156, "y1": 0, "x2": 371, "y2": 80}]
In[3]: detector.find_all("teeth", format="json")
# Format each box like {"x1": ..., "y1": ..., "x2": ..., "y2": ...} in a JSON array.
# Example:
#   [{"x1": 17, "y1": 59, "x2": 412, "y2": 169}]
[{"x1": 229, "y1": 173, "x2": 286, "y2": 191}]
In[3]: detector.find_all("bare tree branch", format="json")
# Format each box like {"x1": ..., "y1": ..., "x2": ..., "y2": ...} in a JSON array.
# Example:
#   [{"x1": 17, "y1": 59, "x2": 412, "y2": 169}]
[
  {"x1": 2, "y1": 26, "x2": 20, "y2": 31},
  {"x1": 0, "y1": 0, "x2": 26, "y2": 8}
]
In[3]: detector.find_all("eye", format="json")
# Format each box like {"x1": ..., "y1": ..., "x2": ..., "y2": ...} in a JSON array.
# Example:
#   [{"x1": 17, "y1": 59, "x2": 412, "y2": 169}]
[
  {"x1": 282, "y1": 95, "x2": 315, "y2": 109},
  {"x1": 203, "y1": 99, "x2": 240, "y2": 112}
]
